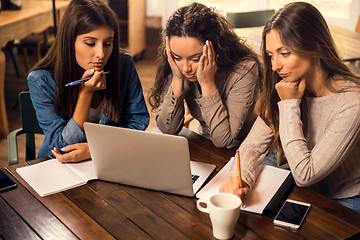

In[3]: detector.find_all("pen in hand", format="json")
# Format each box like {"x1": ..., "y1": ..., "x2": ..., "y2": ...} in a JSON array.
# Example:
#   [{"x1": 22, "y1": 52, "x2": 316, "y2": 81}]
[
  {"x1": 236, "y1": 149, "x2": 244, "y2": 206},
  {"x1": 236, "y1": 149, "x2": 242, "y2": 188},
  {"x1": 65, "y1": 71, "x2": 109, "y2": 87}
]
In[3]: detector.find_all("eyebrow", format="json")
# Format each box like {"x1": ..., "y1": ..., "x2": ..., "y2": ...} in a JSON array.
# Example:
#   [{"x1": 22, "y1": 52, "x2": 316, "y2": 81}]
[
  {"x1": 171, "y1": 51, "x2": 203, "y2": 58},
  {"x1": 83, "y1": 36, "x2": 114, "y2": 41},
  {"x1": 266, "y1": 46, "x2": 286, "y2": 54}
]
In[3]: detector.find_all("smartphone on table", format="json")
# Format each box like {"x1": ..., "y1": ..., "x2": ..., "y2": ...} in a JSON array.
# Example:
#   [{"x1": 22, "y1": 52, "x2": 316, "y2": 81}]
[
  {"x1": 0, "y1": 169, "x2": 17, "y2": 192},
  {"x1": 273, "y1": 199, "x2": 311, "y2": 230}
]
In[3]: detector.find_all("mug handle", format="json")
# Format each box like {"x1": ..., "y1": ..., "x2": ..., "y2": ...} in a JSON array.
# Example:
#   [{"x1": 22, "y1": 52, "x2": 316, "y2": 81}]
[{"x1": 197, "y1": 199, "x2": 210, "y2": 213}]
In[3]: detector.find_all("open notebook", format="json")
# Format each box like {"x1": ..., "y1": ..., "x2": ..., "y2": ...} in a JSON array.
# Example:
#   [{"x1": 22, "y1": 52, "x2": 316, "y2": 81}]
[
  {"x1": 16, "y1": 159, "x2": 96, "y2": 197},
  {"x1": 196, "y1": 157, "x2": 295, "y2": 215}
]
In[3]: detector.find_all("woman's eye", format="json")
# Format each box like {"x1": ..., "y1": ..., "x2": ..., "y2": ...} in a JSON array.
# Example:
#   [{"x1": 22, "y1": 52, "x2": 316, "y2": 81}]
[
  {"x1": 85, "y1": 42, "x2": 95, "y2": 47},
  {"x1": 173, "y1": 57, "x2": 181, "y2": 61},
  {"x1": 281, "y1": 52, "x2": 290, "y2": 57},
  {"x1": 192, "y1": 58, "x2": 200, "y2": 63},
  {"x1": 104, "y1": 42, "x2": 113, "y2": 47},
  {"x1": 267, "y1": 54, "x2": 273, "y2": 59}
]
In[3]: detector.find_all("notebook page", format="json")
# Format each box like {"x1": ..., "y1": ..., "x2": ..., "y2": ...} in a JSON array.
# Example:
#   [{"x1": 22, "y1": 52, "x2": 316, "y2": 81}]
[
  {"x1": 196, "y1": 157, "x2": 235, "y2": 199},
  {"x1": 196, "y1": 157, "x2": 291, "y2": 214},
  {"x1": 16, "y1": 159, "x2": 86, "y2": 197},
  {"x1": 65, "y1": 160, "x2": 97, "y2": 182},
  {"x1": 242, "y1": 166, "x2": 290, "y2": 214}
]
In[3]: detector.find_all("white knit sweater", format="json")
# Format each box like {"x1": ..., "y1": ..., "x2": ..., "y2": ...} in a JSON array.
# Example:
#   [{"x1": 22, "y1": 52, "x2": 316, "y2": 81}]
[{"x1": 239, "y1": 83, "x2": 360, "y2": 199}]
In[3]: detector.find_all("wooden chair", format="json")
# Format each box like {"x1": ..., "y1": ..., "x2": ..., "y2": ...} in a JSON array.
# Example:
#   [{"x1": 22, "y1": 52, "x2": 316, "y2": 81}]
[
  {"x1": 356, "y1": 15, "x2": 360, "y2": 33},
  {"x1": 7, "y1": 91, "x2": 43, "y2": 165},
  {"x1": 8, "y1": 29, "x2": 54, "y2": 75},
  {"x1": 227, "y1": 9, "x2": 275, "y2": 28}
]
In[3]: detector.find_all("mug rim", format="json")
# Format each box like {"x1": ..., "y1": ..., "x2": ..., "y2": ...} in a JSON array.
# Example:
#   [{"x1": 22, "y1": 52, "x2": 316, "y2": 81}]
[{"x1": 210, "y1": 192, "x2": 242, "y2": 210}]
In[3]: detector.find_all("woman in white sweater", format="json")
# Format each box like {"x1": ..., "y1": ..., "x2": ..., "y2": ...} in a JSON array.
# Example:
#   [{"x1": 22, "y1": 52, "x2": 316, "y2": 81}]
[{"x1": 220, "y1": 2, "x2": 360, "y2": 213}]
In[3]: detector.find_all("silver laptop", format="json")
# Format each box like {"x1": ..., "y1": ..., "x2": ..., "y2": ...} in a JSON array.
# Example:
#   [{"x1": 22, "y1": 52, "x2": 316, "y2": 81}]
[{"x1": 84, "y1": 122, "x2": 216, "y2": 197}]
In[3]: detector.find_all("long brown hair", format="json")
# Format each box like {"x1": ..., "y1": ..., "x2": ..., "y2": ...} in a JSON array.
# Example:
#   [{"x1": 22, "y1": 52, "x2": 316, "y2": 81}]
[
  {"x1": 29, "y1": 0, "x2": 122, "y2": 121},
  {"x1": 257, "y1": 1, "x2": 360, "y2": 155},
  {"x1": 149, "y1": 2, "x2": 262, "y2": 110}
]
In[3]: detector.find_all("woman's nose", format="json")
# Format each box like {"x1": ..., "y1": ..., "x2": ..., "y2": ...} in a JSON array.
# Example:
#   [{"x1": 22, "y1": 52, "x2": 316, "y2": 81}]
[
  {"x1": 95, "y1": 45, "x2": 105, "y2": 59},
  {"x1": 271, "y1": 55, "x2": 282, "y2": 72},
  {"x1": 182, "y1": 61, "x2": 191, "y2": 72}
]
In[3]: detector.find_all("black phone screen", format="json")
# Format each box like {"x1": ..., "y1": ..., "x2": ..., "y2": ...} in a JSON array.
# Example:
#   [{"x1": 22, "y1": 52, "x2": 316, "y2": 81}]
[
  {"x1": 275, "y1": 200, "x2": 310, "y2": 225},
  {"x1": 0, "y1": 170, "x2": 17, "y2": 192}
]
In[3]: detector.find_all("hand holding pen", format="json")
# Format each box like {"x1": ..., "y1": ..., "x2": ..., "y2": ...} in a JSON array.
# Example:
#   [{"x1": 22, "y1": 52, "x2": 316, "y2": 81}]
[{"x1": 65, "y1": 71, "x2": 109, "y2": 87}]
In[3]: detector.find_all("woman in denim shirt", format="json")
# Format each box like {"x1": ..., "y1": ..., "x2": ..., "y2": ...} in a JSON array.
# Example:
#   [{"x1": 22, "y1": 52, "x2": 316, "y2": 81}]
[{"x1": 27, "y1": 0, "x2": 149, "y2": 163}]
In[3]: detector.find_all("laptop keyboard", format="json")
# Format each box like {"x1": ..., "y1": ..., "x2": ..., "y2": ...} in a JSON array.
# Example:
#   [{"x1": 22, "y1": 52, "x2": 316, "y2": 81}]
[{"x1": 192, "y1": 174, "x2": 200, "y2": 184}]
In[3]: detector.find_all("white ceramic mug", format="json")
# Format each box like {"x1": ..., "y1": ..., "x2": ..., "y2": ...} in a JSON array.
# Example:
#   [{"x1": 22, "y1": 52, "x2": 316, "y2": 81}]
[{"x1": 197, "y1": 193, "x2": 241, "y2": 240}]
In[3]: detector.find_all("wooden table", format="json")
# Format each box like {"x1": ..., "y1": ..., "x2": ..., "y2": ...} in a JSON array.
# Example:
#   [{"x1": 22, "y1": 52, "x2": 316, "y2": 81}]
[
  {"x1": 0, "y1": 0, "x2": 69, "y2": 138},
  {"x1": 1, "y1": 128, "x2": 360, "y2": 239},
  {"x1": 235, "y1": 25, "x2": 360, "y2": 61}
]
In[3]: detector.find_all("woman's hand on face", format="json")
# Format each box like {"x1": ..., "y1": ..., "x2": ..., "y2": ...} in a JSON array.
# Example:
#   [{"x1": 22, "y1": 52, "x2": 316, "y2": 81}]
[
  {"x1": 275, "y1": 77, "x2": 306, "y2": 100},
  {"x1": 80, "y1": 69, "x2": 107, "y2": 94},
  {"x1": 51, "y1": 143, "x2": 91, "y2": 163},
  {"x1": 219, "y1": 176, "x2": 250, "y2": 198},
  {"x1": 197, "y1": 40, "x2": 217, "y2": 96},
  {"x1": 166, "y1": 36, "x2": 184, "y2": 96}
]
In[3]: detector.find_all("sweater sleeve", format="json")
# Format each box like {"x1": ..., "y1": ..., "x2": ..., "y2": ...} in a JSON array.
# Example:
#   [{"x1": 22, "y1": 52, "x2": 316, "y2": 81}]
[
  {"x1": 197, "y1": 61, "x2": 259, "y2": 148},
  {"x1": 237, "y1": 116, "x2": 274, "y2": 188},
  {"x1": 278, "y1": 95, "x2": 360, "y2": 187},
  {"x1": 156, "y1": 84, "x2": 186, "y2": 135}
]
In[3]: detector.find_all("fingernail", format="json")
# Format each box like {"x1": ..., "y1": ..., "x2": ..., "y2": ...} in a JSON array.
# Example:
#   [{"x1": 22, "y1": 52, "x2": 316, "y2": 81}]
[{"x1": 61, "y1": 147, "x2": 65, "y2": 151}]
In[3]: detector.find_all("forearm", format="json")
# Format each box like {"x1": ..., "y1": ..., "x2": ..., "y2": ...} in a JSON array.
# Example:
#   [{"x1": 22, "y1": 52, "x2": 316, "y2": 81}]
[
  {"x1": 73, "y1": 91, "x2": 93, "y2": 130},
  {"x1": 156, "y1": 87, "x2": 185, "y2": 134},
  {"x1": 278, "y1": 97, "x2": 360, "y2": 186}
]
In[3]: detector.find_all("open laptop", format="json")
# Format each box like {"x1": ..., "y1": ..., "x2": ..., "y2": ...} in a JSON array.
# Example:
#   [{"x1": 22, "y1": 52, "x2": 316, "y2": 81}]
[{"x1": 83, "y1": 122, "x2": 216, "y2": 197}]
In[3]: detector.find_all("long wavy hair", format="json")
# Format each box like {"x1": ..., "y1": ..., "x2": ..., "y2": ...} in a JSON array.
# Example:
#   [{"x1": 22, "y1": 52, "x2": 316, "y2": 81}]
[
  {"x1": 29, "y1": 0, "x2": 122, "y2": 121},
  {"x1": 149, "y1": 2, "x2": 262, "y2": 110},
  {"x1": 257, "y1": 1, "x2": 360, "y2": 157}
]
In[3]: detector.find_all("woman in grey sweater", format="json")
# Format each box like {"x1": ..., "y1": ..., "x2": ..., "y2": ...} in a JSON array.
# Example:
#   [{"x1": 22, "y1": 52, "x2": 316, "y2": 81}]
[
  {"x1": 220, "y1": 2, "x2": 360, "y2": 213},
  {"x1": 149, "y1": 3, "x2": 262, "y2": 149}
]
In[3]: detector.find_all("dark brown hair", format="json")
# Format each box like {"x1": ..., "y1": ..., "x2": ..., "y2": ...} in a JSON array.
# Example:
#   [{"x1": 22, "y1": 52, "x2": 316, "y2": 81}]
[
  {"x1": 149, "y1": 2, "x2": 262, "y2": 110},
  {"x1": 257, "y1": 1, "x2": 360, "y2": 155},
  {"x1": 29, "y1": 0, "x2": 122, "y2": 121}
]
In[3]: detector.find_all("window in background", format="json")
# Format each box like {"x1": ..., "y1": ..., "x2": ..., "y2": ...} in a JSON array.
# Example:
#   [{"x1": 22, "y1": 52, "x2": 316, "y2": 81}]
[
  {"x1": 177, "y1": 0, "x2": 359, "y2": 30},
  {"x1": 269, "y1": 0, "x2": 352, "y2": 20}
]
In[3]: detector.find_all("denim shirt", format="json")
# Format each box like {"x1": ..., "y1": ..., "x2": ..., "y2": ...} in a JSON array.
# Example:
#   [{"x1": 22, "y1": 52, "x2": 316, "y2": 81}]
[{"x1": 27, "y1": 52, "x2": 149, "y2": 158}]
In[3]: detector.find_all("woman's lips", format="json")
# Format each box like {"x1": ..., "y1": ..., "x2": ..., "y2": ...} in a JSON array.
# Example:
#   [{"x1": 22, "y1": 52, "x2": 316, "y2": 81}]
[
  {"x1": 92, "y1": 62, "x2": 103, "y2": 68},
  {"x1": 184, "y1": 74, "x2": 195, "y2": 79}
]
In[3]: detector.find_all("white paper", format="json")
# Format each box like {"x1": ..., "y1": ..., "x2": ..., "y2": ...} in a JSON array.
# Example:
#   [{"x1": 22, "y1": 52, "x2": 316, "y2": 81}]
[
  {"x1": 196, "y1": 158, "x2": 291, "y2": 214},
  {"x1": 16, "y1": 159, "x2": 97, "y2": 197}
]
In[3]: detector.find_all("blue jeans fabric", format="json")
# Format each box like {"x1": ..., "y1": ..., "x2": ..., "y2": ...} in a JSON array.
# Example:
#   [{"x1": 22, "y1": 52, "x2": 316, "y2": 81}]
[
  {"x1": 263, "y1": 149, "x2": 278, "y2": 167},
  {"x1": 335, "y1": 194, "x2": 360, "y2": 213},
  {"x1": 27, "y1": 52, "x2": 149, "y2": 158}
]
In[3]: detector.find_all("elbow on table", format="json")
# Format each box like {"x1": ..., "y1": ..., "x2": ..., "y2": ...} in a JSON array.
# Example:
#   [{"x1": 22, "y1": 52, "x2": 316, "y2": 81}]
[
  {"x1": 211, "y1": 138, "x2": 236, "y2": 149},
  {"x1": 292, "y1": 174, "x2": 318, "y2": 187}
]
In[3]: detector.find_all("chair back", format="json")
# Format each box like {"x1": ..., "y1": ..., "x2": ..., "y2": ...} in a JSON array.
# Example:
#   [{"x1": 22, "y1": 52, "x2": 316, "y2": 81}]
[
  {"x1": 7, "y1": 91, "x2": 43, "y2": 165},
  {"x1": 227, "y1": 9, "x2": 275, "y2": 28},
  {"x1": 19, "y1": 91, "x2": 43, "y2": 135}
]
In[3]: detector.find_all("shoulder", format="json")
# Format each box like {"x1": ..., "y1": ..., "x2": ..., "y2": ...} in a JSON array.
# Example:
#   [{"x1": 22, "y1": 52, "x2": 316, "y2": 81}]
[
  {"x1": 224, "y1": 59, "x2": 259, "y2": 84},
  {"x1": 233, "y1": 59, "x2": 258, "y2": 74},
  {"x1": 27, "y1": 69, "x2": 55, "y2": 90},
  {"x1": 27, "y1": 69, "x2": 53, "y2": 81},
  {"x1": 119, "y1": 51, "x2": 135, "y2": 67}
]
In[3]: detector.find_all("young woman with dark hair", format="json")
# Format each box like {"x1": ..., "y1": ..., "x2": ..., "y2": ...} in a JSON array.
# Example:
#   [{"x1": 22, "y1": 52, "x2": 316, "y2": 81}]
[
  {"x1": 220, "y1": 2, "x2": 360, "y2": 213},
  {"x1": 149, "y1": 2, "x2": 262, "y2": 149},
  {"x1": 27, "y1": 0, "x2": 149, "y2": 163}
]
